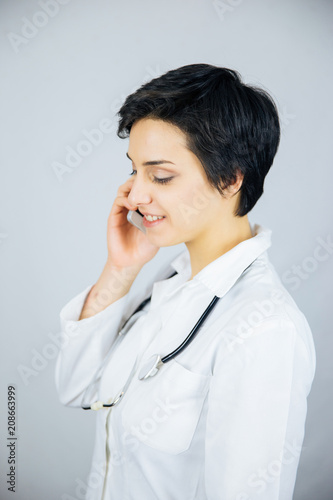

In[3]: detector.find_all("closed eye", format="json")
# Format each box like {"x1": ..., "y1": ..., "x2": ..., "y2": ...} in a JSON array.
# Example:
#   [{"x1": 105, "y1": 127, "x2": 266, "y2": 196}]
[{"x1": 129, "y1": 170, "x2": 174, "y2": 185}]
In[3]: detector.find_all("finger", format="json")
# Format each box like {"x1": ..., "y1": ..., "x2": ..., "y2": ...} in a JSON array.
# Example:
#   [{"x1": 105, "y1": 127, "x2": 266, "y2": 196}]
[
  {"x1": 110, "y1": 195, "x2": 137, "y2": 216},
  {"x1": 115, "y1": 178, "x2": 137, "y2": 208},
  {"x1": 116, "y1": 177, "x2": 135, "y2": 195}
]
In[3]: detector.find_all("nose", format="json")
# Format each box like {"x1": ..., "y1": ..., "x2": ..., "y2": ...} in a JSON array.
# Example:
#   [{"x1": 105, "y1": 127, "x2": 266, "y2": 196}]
[{"x1": 127, "y1": 176, "x2": 152, "y2": 208}]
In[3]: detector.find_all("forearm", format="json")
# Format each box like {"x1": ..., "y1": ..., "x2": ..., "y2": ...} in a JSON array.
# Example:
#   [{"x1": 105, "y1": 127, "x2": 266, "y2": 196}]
[{"x1": 79, "y1": 260, "x2": 142, "y2": 320}]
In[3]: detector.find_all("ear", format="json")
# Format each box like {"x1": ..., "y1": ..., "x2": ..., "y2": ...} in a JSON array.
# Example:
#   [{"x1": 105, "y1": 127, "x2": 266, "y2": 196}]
[{"x1": 225, "y1": 171, "x2": 244, "y2": 197}]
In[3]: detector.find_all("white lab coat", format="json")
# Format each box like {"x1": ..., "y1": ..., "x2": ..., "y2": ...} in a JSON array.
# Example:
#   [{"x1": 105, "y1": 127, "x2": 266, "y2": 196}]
[{"x1": 55, "y1": 224, "x2": 316, "y2": 500}]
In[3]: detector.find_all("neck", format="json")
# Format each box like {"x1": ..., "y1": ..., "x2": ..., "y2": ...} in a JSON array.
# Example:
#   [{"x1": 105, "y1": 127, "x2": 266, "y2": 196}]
[{"x1": 185, "y1": 215, "x2": 253, "y2": 281}]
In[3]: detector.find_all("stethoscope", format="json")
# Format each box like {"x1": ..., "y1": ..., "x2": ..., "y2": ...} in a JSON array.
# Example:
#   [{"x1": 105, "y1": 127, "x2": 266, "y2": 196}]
[{"x1": 81, "y1": 270, "x2": 221, "y2": 410}]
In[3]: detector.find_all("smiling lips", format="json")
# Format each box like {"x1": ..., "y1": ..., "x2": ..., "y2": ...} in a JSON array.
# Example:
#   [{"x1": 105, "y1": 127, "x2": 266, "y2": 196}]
[
  {"x1": 144, "y1": 214, "x2": 165, "y2": 221},
  {"x1": 138, "y1": 210, "x2": 166, "y2": 220},
  {"x1": 142, "y1": 214, "x2": 166, "y2": 227}
]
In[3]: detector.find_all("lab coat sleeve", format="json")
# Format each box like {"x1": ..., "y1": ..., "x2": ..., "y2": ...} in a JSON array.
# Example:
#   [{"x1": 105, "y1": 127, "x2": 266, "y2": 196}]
[
  {"x1": 204, "y1": 314, "x2": 316, "y2": 500},
  {"x1": 54, "y1": 283, "x2": 132, "y2": 408}
]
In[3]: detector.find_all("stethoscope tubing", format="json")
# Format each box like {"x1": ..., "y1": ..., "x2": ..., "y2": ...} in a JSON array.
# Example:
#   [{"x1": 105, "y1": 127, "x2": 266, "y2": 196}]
[
  {"x1": 82, "y1": 292, "x2": 220, "y2": 409},
  {"x1": 81, "y1": 270, "x2": 220, "y2": 409},
  {"x1": 161, "y1": 295, "x2": 220, "y2": 364},
  {"x1": 81, "y1": 257, "x2": 257, "y2": 409}
]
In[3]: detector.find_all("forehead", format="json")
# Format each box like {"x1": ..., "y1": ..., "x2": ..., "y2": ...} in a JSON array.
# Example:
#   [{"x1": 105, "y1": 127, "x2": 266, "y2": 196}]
[{"x1": 129, "y1": 118, "x2": 188, "y2": 152}]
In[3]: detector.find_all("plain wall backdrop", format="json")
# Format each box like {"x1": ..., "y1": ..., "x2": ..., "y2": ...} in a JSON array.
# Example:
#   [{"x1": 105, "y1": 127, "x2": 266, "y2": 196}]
[{"x1": 1, "y1": 0, "x2": 332, "y2": 498}]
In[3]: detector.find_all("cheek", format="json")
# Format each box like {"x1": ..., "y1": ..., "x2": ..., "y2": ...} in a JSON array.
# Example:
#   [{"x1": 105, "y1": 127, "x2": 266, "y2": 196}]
[
  {"x1": 180, "y1": 182, "x2": 216, "y2": 218},
  {"x1": 158, "y1": 176, "x2": 215, "y2": 224},
  {"x1": 165, "y1": 186, "x2": 211, "y2": 227}
]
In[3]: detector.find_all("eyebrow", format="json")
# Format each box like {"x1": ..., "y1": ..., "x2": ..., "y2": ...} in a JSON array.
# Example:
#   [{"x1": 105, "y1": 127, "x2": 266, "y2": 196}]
[{"x1": 126, "y1": 152, "x2": 175, "y2": 166}]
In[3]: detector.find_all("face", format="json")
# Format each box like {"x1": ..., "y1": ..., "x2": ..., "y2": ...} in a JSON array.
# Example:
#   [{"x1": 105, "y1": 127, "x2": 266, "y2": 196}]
[{"x1": 126, "y1": 118, "x2": 240, "y2": 247}]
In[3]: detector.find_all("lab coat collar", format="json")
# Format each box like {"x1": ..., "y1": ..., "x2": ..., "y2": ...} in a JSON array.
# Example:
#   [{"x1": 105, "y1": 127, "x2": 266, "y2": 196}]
[{"x1": 169, "y1": 224, "x2": 272, "y2": 299}]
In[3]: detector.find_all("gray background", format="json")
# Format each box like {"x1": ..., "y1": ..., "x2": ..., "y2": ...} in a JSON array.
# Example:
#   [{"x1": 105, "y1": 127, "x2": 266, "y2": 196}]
[{"x1": 1, "y1": 0, "x2": 332, "y2": 499}]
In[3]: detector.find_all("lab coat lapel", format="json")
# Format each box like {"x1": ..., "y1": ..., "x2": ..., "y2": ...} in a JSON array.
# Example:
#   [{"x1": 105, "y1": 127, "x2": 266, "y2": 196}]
[{"x1": 149, "y1": 247, "x2": 192, "y2": 311}]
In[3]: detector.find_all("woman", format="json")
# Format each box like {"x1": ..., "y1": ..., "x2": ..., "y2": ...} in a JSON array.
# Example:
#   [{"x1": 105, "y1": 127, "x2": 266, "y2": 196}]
[{"x1": 55, "y1": 64, "x2": 316, "y2": 500}]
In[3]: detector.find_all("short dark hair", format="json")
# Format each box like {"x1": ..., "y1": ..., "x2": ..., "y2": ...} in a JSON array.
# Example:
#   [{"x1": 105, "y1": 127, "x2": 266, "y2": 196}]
[{"x1": 117, "y1": 63, "x2": 280, "y2": 216}]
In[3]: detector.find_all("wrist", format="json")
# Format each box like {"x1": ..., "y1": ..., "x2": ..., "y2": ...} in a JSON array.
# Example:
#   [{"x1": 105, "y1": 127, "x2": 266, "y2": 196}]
[{"x1": 105, "y1": 259, "x2": 143, "y2": 275}]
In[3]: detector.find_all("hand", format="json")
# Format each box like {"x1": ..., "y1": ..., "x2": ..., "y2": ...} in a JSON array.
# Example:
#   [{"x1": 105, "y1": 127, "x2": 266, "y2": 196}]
[{"x1": 106, "y1": 177, "x2": 160, "y2": 269}]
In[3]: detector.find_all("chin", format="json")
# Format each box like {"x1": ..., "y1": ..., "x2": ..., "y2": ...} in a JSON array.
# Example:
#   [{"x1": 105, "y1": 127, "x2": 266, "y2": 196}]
[{"x1": 147, "y1": 232, "x2": 179, "y2": 248}]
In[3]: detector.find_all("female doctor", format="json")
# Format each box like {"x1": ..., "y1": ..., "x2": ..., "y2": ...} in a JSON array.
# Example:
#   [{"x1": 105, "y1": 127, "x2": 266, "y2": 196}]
[{"x1": 55, "y1": 64, "x2": 316, "y2": 500}]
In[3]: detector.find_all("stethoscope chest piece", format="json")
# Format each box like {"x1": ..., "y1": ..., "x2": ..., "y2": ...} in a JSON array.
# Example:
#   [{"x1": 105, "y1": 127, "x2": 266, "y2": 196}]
[{"x1": 138, "y1": 354, "x2": 164, "y2": 380}]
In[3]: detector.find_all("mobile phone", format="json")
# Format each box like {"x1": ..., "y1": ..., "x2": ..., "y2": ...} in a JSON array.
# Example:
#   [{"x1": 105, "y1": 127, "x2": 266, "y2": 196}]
[{"x1": 127, "y1": 209, "x2": 147, "y2": 234}]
